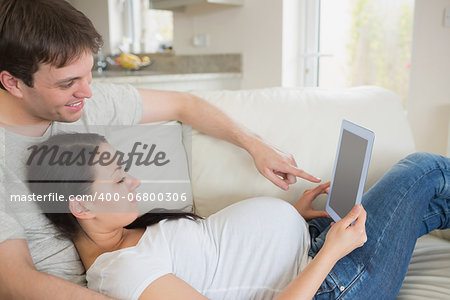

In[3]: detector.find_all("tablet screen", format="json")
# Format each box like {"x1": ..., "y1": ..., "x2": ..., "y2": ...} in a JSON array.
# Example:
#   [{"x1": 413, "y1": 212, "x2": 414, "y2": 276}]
[{"x1": 328, "y1": 129, "x2": 368, "y2": 218}]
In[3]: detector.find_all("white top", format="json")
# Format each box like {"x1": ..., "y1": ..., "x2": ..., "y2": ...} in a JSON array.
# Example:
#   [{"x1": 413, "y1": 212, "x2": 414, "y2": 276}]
[{"x1": 86, "y1": 197, "x2": 312, "y2": 300}]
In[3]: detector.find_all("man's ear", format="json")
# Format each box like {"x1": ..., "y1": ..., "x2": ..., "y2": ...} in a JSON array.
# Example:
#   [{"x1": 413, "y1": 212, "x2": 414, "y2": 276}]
[
  {"x1": 68, "y1": 197, "x2": 95, "y2": 220},
  {"x1": 0, "y1": 70, "x2": 24, "y2": 98}
]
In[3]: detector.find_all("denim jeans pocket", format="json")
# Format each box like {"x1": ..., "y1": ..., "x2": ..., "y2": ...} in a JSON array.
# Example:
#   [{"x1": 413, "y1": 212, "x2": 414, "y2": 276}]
[
  {"x1": 314, "y1": 258, "x2": 366, "y2": 300},
  {"x1": 315, "y1": 272, "x2": 337, "y2": 296}
]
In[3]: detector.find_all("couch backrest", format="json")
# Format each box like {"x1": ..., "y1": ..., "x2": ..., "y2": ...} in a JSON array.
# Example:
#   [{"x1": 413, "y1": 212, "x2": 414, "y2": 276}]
[{"x1": 190, "y1": 86, "x2": 415, "y2": 217}]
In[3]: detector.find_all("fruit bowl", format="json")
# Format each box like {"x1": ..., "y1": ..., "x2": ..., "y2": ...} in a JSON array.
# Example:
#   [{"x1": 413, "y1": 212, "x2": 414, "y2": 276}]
[{"x1": 115, "y1": 53, "x2": 152, "y2": 70}]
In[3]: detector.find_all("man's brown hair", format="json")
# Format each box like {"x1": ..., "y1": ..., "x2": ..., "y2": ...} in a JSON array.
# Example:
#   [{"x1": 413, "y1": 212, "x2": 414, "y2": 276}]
[{"x1": 0, "y1": 0, "x2": 103, "y2": 90}]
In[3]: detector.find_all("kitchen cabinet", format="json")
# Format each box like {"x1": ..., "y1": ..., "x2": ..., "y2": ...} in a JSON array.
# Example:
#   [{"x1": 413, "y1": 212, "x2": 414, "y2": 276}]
[
  {"x1": 150, "y1": 0, "x2": 243, "y2": 10},
  {"x1": 93, "y1": 72, "x2": 242, "y2": 92}
]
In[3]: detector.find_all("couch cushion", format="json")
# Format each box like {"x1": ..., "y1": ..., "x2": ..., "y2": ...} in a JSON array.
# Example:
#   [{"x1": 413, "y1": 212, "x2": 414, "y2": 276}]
[
  {"x1": 397, "y1": 235, "x2": 450, "y2": 299},
  {"x1": 106, "y1": 121, "x2": 193, "y2": 214},
  {"x1": 190, "y1": 86, "x2": 415, "y2": 216}
]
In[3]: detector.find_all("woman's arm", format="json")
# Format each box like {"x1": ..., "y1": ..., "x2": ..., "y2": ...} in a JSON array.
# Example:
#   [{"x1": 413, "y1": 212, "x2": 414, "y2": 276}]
[
  {"x1": 274, "y1": 246, "x2": 337, "y2": 300},
  {"x1": 139, "y1": 274, "x2": 208, "y2": 300},
  {"x1": 275, "y1": 205, "x2": 367, "y2": 300}
]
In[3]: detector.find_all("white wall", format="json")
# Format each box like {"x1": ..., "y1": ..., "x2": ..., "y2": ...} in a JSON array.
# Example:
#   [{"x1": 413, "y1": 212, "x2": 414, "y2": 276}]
[
  {"x1": 71, "y1": 0, "x2": 127, "y2": 55},
  {"x1": 71, "y1": 0, "x2": 112, "y2": 54},
  {"x1": 408, "y1": 0, "x2": 450, "y2": 155},
  {"x1": 173, "y1": 0, "x2": 283, "y2": 89}
]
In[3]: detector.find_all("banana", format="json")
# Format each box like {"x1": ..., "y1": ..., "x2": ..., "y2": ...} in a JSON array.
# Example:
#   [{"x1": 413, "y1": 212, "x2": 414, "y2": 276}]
[
  {"x1": 119, "y1": 53, "x2": 141, "y2": 70},
  {"x1": 118, "y1": 54, "x2": 152, "y2": 70}
]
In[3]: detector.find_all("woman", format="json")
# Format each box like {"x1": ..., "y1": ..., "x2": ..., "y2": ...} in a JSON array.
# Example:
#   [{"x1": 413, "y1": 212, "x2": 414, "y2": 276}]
[{"x1": 26, "y1": 133, "x2": 450, "y2": 300}]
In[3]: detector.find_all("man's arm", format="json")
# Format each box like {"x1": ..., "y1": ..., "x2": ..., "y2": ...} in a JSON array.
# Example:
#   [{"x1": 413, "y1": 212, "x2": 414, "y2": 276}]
[
  {"x1": 0, "y1": 239, "x2": 112, "y2": 300},
  {"x1": 137, "y1": 89, "x2": 321, "y2": 190}
]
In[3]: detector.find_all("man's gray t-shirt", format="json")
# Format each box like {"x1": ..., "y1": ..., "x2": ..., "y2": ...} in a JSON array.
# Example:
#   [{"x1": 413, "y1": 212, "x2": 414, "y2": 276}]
[{"x1": 0, "y1": 83, "x2": 142, "y2": 286}]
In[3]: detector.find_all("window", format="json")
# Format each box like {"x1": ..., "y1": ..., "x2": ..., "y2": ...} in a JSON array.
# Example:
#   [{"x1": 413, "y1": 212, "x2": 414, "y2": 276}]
[
  {"x1": 120, "y1": 0, "x2": 173, "y2": 54},
  {"x1": 302, "y1": 0, "x2": 414, "y2": 105}
]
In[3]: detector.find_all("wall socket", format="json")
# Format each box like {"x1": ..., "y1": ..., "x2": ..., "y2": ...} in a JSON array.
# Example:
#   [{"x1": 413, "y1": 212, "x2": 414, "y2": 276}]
[{"x1": 193, "y1": 34, "x2": 210, "y2": 47}]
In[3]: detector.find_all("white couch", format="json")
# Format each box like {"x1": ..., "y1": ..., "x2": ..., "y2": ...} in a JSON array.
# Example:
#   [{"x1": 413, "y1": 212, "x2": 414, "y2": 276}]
[{"x1": 187, "y1": 86, "x2": 450, "y2": 299}]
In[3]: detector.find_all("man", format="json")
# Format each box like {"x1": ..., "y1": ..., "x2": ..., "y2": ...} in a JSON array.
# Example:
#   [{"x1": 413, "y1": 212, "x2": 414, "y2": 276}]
[{"x1": 0, "y1": 0, "x2": 321, "y2": 298}]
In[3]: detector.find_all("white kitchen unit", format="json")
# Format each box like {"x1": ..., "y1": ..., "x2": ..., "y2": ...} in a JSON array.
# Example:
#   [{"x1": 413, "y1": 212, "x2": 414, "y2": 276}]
[
  {"x1": 93, "y1": 73, "x2": 242, "y2": 91},
  {"x1": 150, "y1": 0, "x2": 243, "y2": 10}
]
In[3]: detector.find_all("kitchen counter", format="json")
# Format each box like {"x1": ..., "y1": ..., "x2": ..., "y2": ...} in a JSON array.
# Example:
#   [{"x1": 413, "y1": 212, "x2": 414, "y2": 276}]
[{"x1": 92, "y1": 53, "x2": 242, "y2": 91}]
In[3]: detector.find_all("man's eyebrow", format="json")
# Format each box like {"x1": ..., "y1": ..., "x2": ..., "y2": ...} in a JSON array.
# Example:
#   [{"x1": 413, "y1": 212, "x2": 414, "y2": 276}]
[{"x1": 55, "y1": 76, "x2": 80, "y2": 85}]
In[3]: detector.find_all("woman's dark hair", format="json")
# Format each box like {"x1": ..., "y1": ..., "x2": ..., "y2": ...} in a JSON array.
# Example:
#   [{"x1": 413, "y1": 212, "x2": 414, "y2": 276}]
[
  {"x1": 26, "y1": 133, "x2": 201, "y2": 240},
  {"x1": 0, "y1": 0, "x2": 103, "y2": 90}
]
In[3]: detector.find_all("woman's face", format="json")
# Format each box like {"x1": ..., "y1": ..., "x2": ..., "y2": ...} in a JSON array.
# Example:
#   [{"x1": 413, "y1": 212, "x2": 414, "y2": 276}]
[{"x1": 87, "y1": 143, "x2": 141, "y2": 229}]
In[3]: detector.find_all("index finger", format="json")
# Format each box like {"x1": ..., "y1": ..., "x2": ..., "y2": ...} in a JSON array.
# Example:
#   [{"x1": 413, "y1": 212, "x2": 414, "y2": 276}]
[
  {"x1": 353, "y1": 206, "x2": 367, "y2": 229},
  {"x1": 312, "y1": 181, "x2": 331, "y2": 195},
  {"x1": 285, "y1": 165, "x2": 321, "y2": 183}
]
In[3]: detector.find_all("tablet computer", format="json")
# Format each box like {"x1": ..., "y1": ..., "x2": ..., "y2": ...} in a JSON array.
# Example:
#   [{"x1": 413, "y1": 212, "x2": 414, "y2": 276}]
[{"x1": 325, "y1": 120, "x2": 375, "y2": 222}]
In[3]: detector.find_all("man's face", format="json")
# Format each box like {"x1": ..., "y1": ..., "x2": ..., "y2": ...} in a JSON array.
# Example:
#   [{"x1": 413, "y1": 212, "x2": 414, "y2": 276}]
[{"x1": 19, "y1": 51, "x2": 94, "y2": 123}]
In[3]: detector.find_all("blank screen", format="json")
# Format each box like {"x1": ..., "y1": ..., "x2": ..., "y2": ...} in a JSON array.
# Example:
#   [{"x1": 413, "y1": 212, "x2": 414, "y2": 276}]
[{"x1": 329, "y1": 129, "x2": 368, "y2": 218}]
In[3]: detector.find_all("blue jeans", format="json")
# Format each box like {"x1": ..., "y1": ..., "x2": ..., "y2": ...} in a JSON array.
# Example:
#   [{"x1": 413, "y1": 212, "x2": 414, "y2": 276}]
[{"x1": 307, "y1": 152, "x2": 450, "y2": 300}]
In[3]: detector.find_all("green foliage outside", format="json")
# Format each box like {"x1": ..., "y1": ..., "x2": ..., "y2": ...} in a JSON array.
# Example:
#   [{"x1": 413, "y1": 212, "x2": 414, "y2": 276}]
[{"x1": 347, "y1": 0, "x2": 414, "y2": 106}]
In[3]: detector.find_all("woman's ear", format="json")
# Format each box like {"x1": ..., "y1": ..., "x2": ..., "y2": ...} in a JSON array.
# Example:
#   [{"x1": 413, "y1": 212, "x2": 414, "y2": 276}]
[
  {"x1": 0, "y1": 71, "x2": 24, "y2": 98},
  {"x1": 69, "y1": 197, "x2": 95, "y2": 220}
]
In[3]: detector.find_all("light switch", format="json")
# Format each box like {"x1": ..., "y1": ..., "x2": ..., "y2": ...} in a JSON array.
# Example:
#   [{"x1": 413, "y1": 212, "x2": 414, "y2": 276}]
[
  {"x1": 445, "y1": 7, "x2": 450, "y2": 27},
  {"x1": 193, "y1": 34, "x2": 210, "y2": 48}
]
